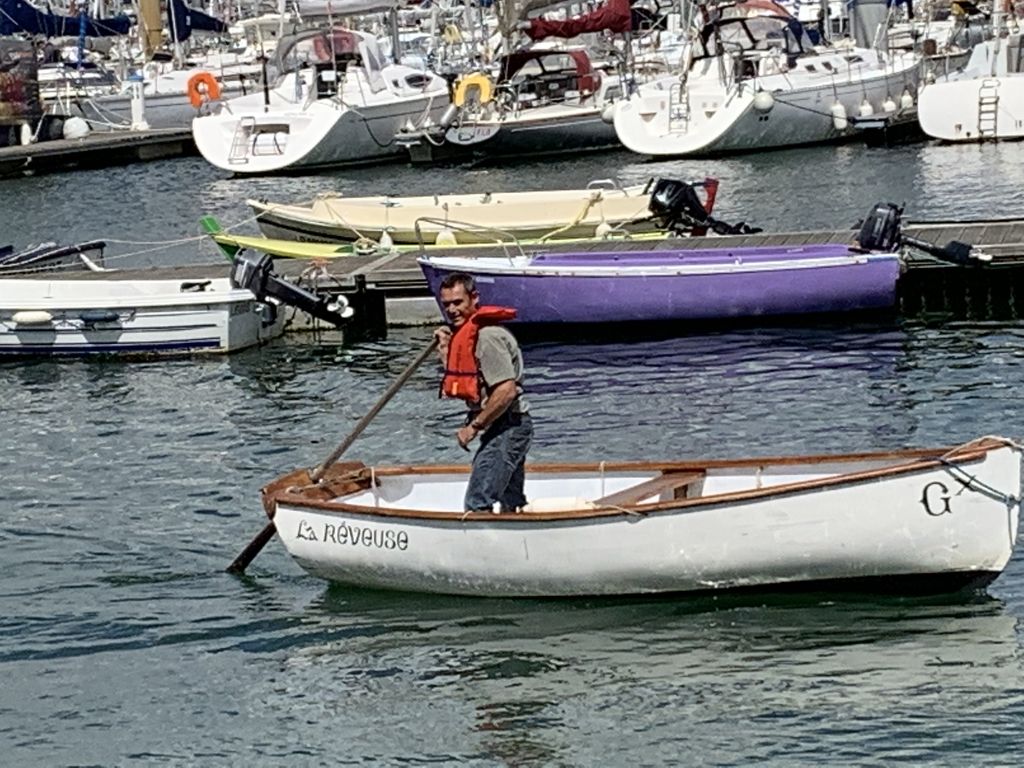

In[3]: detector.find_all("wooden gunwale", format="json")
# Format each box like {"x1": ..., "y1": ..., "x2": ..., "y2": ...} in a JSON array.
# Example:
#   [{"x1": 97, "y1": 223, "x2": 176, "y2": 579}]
[{"x1": 265, "y1": 440, "x2": 999, "y2": 523}]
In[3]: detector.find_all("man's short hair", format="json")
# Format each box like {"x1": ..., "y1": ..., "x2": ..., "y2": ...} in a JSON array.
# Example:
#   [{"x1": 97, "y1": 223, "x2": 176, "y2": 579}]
[{"x1": 439, "y1": 272, "x2": 477, "y2": 294}]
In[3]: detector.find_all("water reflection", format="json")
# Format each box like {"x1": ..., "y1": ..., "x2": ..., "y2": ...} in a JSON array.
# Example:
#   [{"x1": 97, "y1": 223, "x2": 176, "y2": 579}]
[{"x1": 255, "y1": 587, "x2": 1024, "y2": 766}]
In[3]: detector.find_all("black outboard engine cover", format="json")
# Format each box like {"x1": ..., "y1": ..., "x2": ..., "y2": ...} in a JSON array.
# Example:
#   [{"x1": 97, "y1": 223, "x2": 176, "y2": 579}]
[
  {"x1": 230, "y1": 250, "x2": 272, "y2": 295},
  {"x1": 230, "y1": 251, "x2": 351, "y2": 327},
  {"x1": 857, "y1": 202, "x2": 903, "y2": 251},
  {"x1": 648, "y1": 178, "x2": 709, "y2": 232}
]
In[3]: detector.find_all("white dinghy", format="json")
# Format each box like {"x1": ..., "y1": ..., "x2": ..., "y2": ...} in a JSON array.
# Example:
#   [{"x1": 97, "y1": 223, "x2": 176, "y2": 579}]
[
  {"x1": 0, "y1": 275, "x2": 281, "y2": 356},
  {"x1": 262, "y1": 437, "x2": 1022, "y2": 597},
  {"x1": 0, "y1": 251, "x2": 353, "y2": 357}
]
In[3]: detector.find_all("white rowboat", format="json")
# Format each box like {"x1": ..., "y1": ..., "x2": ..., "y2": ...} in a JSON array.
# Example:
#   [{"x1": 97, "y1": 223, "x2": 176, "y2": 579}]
[{"x1": 262, "y1": 437, "x2": 1022, "y2": 597}]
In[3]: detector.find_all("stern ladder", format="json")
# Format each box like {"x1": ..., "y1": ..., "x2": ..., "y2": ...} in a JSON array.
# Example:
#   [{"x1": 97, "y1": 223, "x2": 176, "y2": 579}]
[
  {"x1": 668, "y1": 81, "x2": 690, "y2": 132},
  {"x1": 228, "y1": 116, "x2": 256, "y2": 164},
  {"x1": 978, "y1": 79, "x2": 1000, "y2": 139}
]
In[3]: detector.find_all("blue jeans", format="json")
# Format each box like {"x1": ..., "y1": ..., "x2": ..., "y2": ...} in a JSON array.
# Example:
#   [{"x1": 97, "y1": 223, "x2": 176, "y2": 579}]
[{"x1": 464, "y1": 411, "x2": 533, "y2": 512}]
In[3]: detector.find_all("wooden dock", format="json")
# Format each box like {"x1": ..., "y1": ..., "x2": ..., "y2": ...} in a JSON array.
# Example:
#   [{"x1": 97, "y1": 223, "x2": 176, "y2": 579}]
[
  {"x1": 21, "y1": 216, "x2": 1024, "y2": 337},
  {"x1": 0, "y1": 128, "x2": 196, "y2": 178}
]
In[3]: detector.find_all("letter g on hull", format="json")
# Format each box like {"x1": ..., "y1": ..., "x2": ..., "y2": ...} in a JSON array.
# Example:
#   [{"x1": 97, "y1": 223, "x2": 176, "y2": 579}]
[{"x1": 921, "y1": 482, "x2": 953, "y2": 516}]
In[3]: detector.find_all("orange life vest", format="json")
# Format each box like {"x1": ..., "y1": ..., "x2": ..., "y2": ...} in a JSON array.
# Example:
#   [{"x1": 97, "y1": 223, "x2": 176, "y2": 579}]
[{"x1": 441, "y1": 306, "x2": 517, "y2": 403}]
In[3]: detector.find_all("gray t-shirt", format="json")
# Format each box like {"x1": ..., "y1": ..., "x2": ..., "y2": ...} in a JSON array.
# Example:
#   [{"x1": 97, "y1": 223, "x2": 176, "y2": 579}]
[{"x1": 476, "y1": 325, "x2": 529, "y2": 413}]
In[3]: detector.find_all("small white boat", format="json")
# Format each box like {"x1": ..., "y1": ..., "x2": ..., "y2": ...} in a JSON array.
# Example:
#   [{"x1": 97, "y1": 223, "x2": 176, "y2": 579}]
[
  {"x1": 249, "y1": 181, "x2": 660, "y2": 244},
  {"x1": 262, "y1": 436, "x2": 1022, "y2": 597},
  {"x1": 0, "y1": 252, "x2": 355, "y2": 356},
  {"x1": 0, "y1": 275, "x2": 282, "y2": 356}
]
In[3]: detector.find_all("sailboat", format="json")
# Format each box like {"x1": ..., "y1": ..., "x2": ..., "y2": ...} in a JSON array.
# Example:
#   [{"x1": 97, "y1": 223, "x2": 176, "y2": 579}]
[
  {"x1": 613, "y1": 0, "x2": 920, "y2": 157},
  {"x1": 917, "y1": 7, "x2": 1024, "y2": 143},
  {"x1": 191, "y1": 22, "x2": 450, "y2": 174}
]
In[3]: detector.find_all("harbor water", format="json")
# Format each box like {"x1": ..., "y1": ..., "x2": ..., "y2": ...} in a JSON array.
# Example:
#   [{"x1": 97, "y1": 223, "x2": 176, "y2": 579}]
[{"x1": 2, "y1": 141, "x2": 1024, "y2": 766}]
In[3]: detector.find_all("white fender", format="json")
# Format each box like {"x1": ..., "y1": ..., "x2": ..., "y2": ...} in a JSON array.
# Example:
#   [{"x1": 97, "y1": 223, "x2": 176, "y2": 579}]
[
  {"x1": 12, "y1": 310, "x2": 54, "y2": 325},
  {"x1": 831, "y1": 102, "x2": 849, "y2": 131}
]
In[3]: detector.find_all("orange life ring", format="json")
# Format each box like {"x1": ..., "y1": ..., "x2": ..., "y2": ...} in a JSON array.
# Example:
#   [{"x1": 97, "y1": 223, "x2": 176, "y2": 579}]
[{"x1": 187, "y1": 71, "x2": 221, "y2": 108}]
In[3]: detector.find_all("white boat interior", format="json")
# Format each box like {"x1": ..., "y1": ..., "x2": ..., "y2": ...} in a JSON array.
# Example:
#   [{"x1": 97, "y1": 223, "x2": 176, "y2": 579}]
[
  {"x1": 331, "y1": 456, "x2": 936, "y2": 513},
  {"x1": 0, "y1": 276, "x2": 254, "y2": 310}
]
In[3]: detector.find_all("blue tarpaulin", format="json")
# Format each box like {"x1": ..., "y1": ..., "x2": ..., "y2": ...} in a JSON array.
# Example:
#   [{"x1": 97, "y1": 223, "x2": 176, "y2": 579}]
[
  {"x1": 167, "y1": 0, "x2": 227, "y2": 43},
  {"x1": 0, "y1": 0, "x2": 130, "y2": 36}
]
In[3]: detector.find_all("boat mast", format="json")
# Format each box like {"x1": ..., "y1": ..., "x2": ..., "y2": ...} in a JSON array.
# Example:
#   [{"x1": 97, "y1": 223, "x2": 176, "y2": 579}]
[
  {"x1": 991, "y1": 0, "x2": 1003, "y2": 77},
  {"x1": 389, "y1": 5, "x2": 400, "y2": 64},
  {"x1": 167, "y1": 0, "x2": 185, "y2": 67}
]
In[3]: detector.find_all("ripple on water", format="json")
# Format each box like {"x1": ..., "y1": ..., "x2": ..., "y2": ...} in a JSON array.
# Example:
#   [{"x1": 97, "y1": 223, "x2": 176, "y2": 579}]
[{"x1": 5, "y1": 148, "x2": 1024, "y2": 764}]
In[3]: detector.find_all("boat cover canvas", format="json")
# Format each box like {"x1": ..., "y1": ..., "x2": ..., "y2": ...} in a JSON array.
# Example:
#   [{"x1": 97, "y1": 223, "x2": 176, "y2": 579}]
[
  {"x1": 523, "y1": 0, "x2": 632, "y2": 41},
  {"x1": 167, "y1": 0, "x2": 228, "y2": 42},
  {"x1": 0, "y1": 0, "x2": 130, "y2": 36}
]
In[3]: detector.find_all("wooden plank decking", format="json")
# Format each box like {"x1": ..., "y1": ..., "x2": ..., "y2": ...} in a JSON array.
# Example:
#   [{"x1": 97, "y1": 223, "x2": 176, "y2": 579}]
[{"x1": 0, "y1": 129, "x2": 196, "y2": 178}]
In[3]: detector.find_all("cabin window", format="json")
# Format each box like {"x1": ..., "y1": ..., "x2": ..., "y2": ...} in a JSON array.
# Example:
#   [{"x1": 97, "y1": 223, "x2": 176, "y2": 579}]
[
  {"x1": 538, "y1": 54, "x2": 577, "y2": 72},
  {"x1": 404, "y1": 73, "x2": 432, "y2": 89},
  {"x1": 804, "y1": 64, "x2": 816, "y2": 72},
  {"x1": 510, "y1": 59, "x2": 544, "y2": 83},
  {"x1": 844, "y1": 55, "x2": 864, "y2": 63},
  {"x1": 821, "y1": 61, "x2": 834, "y2": 72}
]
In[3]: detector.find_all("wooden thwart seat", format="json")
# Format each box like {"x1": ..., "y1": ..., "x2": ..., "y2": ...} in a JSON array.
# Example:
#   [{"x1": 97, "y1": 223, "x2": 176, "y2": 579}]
[{"x1": 595, "y1": 471, "x2": 704, "y2": 507}]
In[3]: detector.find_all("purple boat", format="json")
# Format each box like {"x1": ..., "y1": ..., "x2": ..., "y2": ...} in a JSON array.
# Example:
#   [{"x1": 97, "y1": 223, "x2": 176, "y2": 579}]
[{"x1": 417, "y1": 244, "x2": 901, "y2": 324}]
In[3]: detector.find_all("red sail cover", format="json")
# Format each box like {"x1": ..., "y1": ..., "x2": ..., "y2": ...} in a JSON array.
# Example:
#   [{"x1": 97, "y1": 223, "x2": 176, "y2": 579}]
[{"x1": 525, "y1": 0, "x2": 632, "y2": 41}]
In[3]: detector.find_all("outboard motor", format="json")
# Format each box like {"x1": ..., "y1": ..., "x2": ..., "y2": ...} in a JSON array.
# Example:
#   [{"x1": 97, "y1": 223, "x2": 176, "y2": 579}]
[
  {"x1": 647, "y1": 177, "x2": 763, "y2": 236},
  {"x1": 856, "y1": 202, "x2": 990, "y2": 265},
  {"x1": 648, "y1": 178, "x2": 711, "y2": 232},
  {"x1": 230, "y1": 251, "x2": 354, "y2": 326},
  {"x1": 856, "y1": 202, "x2": 903, "y2": 252}
]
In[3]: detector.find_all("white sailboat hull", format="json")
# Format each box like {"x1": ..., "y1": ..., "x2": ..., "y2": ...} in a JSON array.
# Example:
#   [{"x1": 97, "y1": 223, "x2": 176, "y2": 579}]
[
  {"x1": 615, "y1": 53, "x2": 920, "y2": 156},
  {"x1": 267, "y1": 439, "x2": 1021, "y2": 597},
  {"x1": 193, "y1": 93, "x2": 448, "y2": 174},
  {"x1": 918, "y1": 78, "x2": 1024, "y2": 142},
  {"x1": 917, "y1": 32, "x2": 1024, "y2": 142}
]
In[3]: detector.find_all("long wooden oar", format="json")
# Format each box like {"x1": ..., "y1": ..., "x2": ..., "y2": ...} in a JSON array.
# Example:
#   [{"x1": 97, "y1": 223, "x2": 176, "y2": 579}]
[{"x1": 226, "y1": 337, "x2": 440, "y2": 574}]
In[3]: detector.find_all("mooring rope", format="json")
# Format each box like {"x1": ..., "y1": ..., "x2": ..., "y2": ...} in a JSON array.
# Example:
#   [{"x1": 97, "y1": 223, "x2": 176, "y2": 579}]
[{"x1": 938, "y1": 435, "x2": 1023, "y2": 508}]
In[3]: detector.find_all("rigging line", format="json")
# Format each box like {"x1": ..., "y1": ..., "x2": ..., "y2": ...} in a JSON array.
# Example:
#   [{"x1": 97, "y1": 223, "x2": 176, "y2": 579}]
[
  {"x1": 102, "y1": 235, "x2": 205, "y2": 246},
  {"x1": 763, "y1": 91, "x2": 898, "y2": 126},
  {"x1": 938, "y1": 459, "x2": 1020, "y2": 507},
  {"x1": 347, "y1": 105, "x2": 399, "y2": 148}
]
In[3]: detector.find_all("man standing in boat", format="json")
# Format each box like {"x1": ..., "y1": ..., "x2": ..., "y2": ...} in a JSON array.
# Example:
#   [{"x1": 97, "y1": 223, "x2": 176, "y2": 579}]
[{"x1": 434, "y1": 273, "x2": 532, "y2": 513}]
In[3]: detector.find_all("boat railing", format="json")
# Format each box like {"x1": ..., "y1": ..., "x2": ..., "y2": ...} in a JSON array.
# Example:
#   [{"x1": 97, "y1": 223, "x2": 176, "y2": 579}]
[{"x1": 412, "y1": 217, "x2": 527, "y2": 262}]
